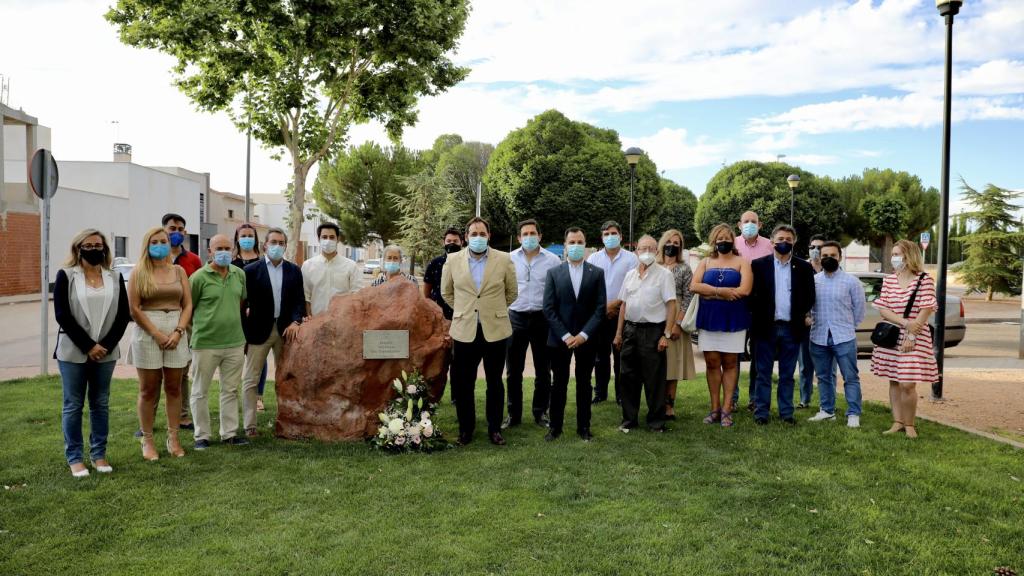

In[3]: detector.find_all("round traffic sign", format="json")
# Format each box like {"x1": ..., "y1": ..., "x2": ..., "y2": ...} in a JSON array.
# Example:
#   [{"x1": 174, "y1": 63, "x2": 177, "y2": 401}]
[{"x1": 29, "y1": 149, "x2": 59, "y2": 200}]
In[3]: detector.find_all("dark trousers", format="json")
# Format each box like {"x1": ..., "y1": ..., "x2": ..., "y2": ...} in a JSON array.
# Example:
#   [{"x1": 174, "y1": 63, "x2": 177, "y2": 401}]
[
  {"x1": 753, "y1": 323, "x2": 801, "y2": 421},
  {"x1": 452, "y1": 325, "x2": 507, "y2": 436},
  {"x1": 620, "y1": 321, "x2": 667, "y2": 429},
  {"x1": 732, "y1": 336, "x2": 757, "y2": 407},
  {"x1": 549, "y1": 342, "x2": 595, "y2": 434},
  {"x1": 505, "y1": 310, "x2": 552, "y2": 423},
  {"x1": 593, "y1": 316, "x2": 622, "y2": 401}
]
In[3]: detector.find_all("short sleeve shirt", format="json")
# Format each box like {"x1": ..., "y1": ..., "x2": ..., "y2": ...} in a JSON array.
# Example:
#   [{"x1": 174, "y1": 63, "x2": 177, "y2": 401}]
[
  {"x1": 618, "y1": 264, "x2": 677, "y2": 323},
  {"x1": 189, "y1": 264, "x2": 247, "y2": 350},
  {"x1": 424, "y1": 254, "x2": 453, "y2": 319}
]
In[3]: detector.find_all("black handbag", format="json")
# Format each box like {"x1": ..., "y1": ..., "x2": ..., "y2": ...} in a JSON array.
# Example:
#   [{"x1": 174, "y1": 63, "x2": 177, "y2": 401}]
[{"x1": 870, "y1": 273, "x2": 926, "y2": 349}]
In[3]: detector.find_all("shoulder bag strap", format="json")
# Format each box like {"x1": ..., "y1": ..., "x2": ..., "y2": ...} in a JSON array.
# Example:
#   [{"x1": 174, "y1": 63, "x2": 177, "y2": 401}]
[{"x1": 902, "y1": 273, "x2": 927, "y2": 319}]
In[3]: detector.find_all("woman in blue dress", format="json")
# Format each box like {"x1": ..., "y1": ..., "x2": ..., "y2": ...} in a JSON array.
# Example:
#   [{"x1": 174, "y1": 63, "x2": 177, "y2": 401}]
[{"x1": 689, "y1": 224, "x2": 752, "y2": 427}]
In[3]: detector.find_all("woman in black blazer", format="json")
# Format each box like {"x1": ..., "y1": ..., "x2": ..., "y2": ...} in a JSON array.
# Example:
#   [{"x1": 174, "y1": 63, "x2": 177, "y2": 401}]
[{"x1": 53, "y1": 229, "x2": 131, "y2": 477}]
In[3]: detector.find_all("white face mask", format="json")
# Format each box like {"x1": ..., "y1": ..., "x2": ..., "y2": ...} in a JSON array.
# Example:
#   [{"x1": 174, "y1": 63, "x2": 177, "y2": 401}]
[
  {"x1": 638, "y1": 252, "x2": 656, "y2": 266},
  {"x1": 320, "y1": 239, "x2": 338, "y2": 254},
  {"x1": 890, "y1": 256, "x2": 904, "y2": 270}
]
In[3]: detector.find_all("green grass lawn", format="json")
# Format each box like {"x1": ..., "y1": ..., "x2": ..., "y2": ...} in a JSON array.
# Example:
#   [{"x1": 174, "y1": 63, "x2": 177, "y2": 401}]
[{"x1": 1, "y1": 375, "x2": 1021, "y2": 575}]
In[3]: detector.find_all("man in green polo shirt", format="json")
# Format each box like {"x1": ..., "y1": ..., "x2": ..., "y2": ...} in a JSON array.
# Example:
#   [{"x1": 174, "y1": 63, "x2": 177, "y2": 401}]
[{"x1": 189, "y1": 234, "x2": 249, "y2": 449}]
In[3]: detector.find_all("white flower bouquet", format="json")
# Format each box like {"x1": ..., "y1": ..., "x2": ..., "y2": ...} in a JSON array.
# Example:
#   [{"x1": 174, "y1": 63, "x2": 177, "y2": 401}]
[{"x1": 370, "y1": 370, "x2": 450, "y2": 453}]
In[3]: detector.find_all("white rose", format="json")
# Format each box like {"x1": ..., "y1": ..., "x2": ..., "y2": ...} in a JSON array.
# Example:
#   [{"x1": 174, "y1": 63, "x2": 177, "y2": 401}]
[
  {"x1": 406, "y1": 384, "x2": 417, "y2": 395},
  {"x1": 423, "y1": 425, "x2": 433, "y2": 438},
  {"x1": 387, "y1": 419, "x2": 403, "y2": 434},
  {"x1": 420, "y1": 411, "x2": 431, "y2": 421}
]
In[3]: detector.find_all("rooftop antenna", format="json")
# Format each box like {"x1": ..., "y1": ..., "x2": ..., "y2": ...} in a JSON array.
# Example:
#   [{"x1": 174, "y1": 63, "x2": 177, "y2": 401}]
[
  {"x1": 0, "y1": 75, "x2": 10, "y2": 106},
  {"x1": 110, "y1": 120, "x2": 120, "y2": 142}
]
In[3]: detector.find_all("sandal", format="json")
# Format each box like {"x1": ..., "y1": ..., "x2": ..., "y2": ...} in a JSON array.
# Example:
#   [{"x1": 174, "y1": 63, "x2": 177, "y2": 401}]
[
  {"x1": 140, "y1": 432, "x2": 159, "y2": 462},
  {"x1": 703, "y1": 410, "x2": 721, "y2": 424},
  {"x1": 720, "y1": 411, "x2": 734, "y2": 428},
  {"x1": 256, "y1": 398, "x2": 265, "y2": 412},
  {"x1": 883, "y1": 421, "x2": 904, "y2": 435},
  {"x1": 904, "y1": 425, "x2": 918, "y2": 439}
]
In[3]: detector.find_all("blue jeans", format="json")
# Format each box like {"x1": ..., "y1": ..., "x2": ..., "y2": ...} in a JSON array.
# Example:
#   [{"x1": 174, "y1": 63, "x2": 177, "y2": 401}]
[
  {"x1": 59, "y1": 359, "x2": 116, "y2": 465},
  {"x1": 754, "y1": 324, "x2": 800, "y2": 421},
  {"x1": 810, "y1": 335, "x2": 862, "y2": 416},
  {"x1": 799, "y1": 339, "x2": 837, "y2": 405}
]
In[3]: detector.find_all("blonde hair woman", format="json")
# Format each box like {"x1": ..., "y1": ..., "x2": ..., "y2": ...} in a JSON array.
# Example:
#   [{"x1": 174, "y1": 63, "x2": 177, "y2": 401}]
[
  {"x1": 656, "y1": 229, "x2": 696, "y2": 420},
  {"x1": 127, "y1": 227, "x2": 193, "y2": 460},
  {"x1": 870, "y1": 239, "x2": 938, "y2": 438},
  {"x1": 54, "y1": 229, "x2": 131, "y2": 477},
  {"x1": 688, "y1": 224, "x2": 753, "y2": 427}
]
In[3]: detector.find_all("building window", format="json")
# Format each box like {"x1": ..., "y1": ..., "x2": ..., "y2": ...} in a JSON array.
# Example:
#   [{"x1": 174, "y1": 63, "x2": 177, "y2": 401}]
[
  {"x1": 114, "y1": 236, "x2": 127, "y2": 258},
  {"x1": 228, "y1": 209, "x2": 234, "y2": 219}
]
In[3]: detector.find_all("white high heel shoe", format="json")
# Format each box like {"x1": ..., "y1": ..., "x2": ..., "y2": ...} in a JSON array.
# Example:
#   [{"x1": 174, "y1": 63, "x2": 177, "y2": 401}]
[
  {"x1": 92, "y1": 461, "x2": 113, "y2": 474},
  {"x1": 70, "y1": 465, "x2": 90, "y2": 478}
]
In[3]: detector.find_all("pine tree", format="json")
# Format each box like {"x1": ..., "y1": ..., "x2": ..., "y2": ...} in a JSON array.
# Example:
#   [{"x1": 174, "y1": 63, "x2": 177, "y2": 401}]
[{"x1": 954, "y1": 179, "x2": 1024, "y2": 300}]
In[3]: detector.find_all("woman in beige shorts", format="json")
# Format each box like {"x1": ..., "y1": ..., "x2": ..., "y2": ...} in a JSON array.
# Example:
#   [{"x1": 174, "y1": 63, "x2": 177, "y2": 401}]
[{"x1": 128, "y1": 227, "x2": 193, "y2": 460}]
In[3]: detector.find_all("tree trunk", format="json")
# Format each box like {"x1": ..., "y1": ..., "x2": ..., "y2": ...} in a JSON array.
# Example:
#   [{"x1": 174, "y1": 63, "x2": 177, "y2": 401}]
[
  {"x1": 987, "y1": 286, "x2": 994, "y2": 301},
  {"x1": 287, "y1": 164, "x2": 307, "y2": 261},
  {"x1": 881, "y1": 236, "x2": 894, "y2": 273}
]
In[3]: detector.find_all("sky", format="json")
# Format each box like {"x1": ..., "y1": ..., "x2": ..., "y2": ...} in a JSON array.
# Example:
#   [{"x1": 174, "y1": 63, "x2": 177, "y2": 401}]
[{"x1": 2, "y1": 0, "x2": 1022, "y2": 215}]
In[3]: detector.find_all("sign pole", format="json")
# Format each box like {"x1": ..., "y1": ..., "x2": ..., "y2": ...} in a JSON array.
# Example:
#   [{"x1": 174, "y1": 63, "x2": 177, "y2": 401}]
[{"x1": 39, "y1": 150, "x2": 52, "y2": 376}]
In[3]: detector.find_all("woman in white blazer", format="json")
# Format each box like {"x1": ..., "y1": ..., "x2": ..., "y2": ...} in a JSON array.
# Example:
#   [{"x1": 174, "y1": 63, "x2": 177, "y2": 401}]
[{"x1": 53, "y1": 229, "x2": 131, "y2": 478}]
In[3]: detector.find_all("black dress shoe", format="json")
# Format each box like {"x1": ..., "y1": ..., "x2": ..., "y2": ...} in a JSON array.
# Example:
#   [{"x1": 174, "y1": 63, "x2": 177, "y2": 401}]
[
  {"x1": 457, "y1": 433, "x2": 472, "y2": 446},
  {"x1": 223, "y1": 436, "x2": 250, "y2": 446},
  {"x1": 489, "y1": 432, "x2": 506, "y2": 446},
  {"x1": 578, "y1": 429, "x2": 593, "y2": 442},
  {"x1": 544, "y1": 430, "x2": 560, "y2": 442},
  {"x1": 194, "y1": 439, "x2": 211, "y2": 450},
  {"x1": 783, "y1": 417, "x2": 797, "y2": 426},
  {"x1": 179, "y1": 422, "x2": 195, "y2": 431},
  {"x1": 754, "y1": 417, "x2": 769, "y2": 426}
]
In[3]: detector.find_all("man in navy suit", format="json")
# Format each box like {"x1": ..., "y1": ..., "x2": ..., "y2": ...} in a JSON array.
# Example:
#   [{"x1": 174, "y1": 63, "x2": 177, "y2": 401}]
[
  {"x1": 241, "y1": 227, "x2": 305, "y2": 437},
  {"x1": 749, "y1": 224, "x2": 816, "y2": 425},
  {"x1": 542, "y1": 227, "x2": 606, "y2": 442}
]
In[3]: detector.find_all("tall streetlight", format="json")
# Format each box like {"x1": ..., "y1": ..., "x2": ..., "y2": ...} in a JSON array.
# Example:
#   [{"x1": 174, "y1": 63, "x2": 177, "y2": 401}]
[
  {"x1": 624, "y1": 147, "x2": 643, "y2": 248},
  {"x1": 933, "y1": 0, "x2": 962, "y2": 400},
  {"x1": 787, "y1": 174, "x2": 800, "y2": 227}
]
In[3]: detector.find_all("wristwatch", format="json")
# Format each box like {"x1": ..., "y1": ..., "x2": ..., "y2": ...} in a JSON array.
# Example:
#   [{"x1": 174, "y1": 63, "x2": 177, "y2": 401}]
[{"x1": 174, "y1": 327, "x2": 186, "y2": 336}]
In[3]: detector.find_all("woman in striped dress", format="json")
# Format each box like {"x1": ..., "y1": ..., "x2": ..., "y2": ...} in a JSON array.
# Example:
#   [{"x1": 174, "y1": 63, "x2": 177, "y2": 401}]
[{"x1": 870, "y1": 240, "x2": 938, "y2": 438}]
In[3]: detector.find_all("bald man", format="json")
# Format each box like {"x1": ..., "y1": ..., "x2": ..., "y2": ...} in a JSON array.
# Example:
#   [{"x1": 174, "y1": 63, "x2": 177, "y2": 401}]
[
  {"x1": 189, "y1": 234, "x2": 250, "y2": 449},
  {"x1": 734, "y1": 210, "x2": 773, "y2": 411}
]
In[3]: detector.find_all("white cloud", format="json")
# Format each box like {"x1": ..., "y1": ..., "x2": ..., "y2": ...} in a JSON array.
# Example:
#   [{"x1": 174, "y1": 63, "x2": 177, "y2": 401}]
[{"x1": 623, "y1": 128, "x2": 729, "y2": 171}]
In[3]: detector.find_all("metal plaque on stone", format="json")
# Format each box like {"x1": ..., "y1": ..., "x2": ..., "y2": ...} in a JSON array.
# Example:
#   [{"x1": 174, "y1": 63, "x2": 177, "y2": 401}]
[{"x1": 362, "y1": 330, "x2": 410, "y2": 359}]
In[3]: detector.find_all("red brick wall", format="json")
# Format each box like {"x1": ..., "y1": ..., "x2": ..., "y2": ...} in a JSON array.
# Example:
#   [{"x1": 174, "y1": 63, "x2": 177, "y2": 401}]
[{"x1": 0, "y1": 212, "x2": 41, "y2": 296}]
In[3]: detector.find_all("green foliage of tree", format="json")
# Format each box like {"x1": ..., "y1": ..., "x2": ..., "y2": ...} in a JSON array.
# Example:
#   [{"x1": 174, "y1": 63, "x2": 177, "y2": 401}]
[
  {"x1": 390, "y1": 170, "x2": 456, "y2": 274},
  {"x1": 694, "y1": 161, "x2": 842, "y2": 249},
  {"x1": 312, "y1": 142, "x2": 421, "y2": 246},
  {"x1": 483, "y1": 110, "x2": 662, "y2": 248},
  {"x1": 954, "y1": 179, "x2": 1023, "y2": 300},
  {"x1": 435, "y1": 140, "x2": 494, "y2": 225},
  {"x1": 106, "y1": 0, "x2": 470, "y2": 259},
  {"x1": 647, "y1": 178, "x2": 698, "y2": 243}
]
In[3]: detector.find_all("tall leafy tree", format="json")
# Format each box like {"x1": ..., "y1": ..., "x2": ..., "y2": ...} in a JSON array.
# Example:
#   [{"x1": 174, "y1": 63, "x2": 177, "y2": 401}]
[
  {"x1": 647, "y1": 178, "x2": 698, "y2": 243},
  {"x1": 312, "y1": 142, "x2": 421, "y2": 246},
  {"x1": 484, "y1": 110, "x2": 662, "y2": 248},
  {"x1": 390, "y1": 170, "x2": 456, "y2": 274},
  {"x1": 694, "y1": 161, "x2": 842, "y2": 251},
  {"x1": 955, "y1": 179, "x2": 1023, "y2": 300},
  {"x1": 435, "y1": 140, "x2": 494, "y2": 223},
  {"x1": 107, "y1": 0, "x2": 470, "y2": 259}
]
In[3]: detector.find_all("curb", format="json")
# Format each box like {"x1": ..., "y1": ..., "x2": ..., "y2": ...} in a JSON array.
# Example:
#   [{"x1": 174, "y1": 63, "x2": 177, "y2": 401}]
[
  {"x1": 964, "y1": 317, "x2": 1020, "y2": 325},
  {"x1": 915, "y1": 412, "x2": 1024, "y2": 450}
]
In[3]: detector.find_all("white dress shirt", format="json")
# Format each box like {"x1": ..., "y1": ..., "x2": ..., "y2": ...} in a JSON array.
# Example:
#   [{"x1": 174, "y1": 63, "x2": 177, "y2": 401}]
[
  {"x1": 618, "y1": 263, "x2": 676, "y2": 323},
  {"x1": 562, "y1": 261, "x2": 590, "y2": 343},
  {"x1": 587, "y1": 248, "x2": 638, "y2": 304},
  {"x1": 509, "y1": 246, "x2": 561, "y2": 312},
  {"x1": 301, "y1": 253, "x2": 362, "y2": 316},
  {"x1": 266, "y1": 255, "x2": 284, "y2": 319}
]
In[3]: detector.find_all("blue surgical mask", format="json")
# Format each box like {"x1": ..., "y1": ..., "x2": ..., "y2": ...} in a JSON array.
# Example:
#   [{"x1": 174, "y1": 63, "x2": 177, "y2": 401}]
[
  {"x1": 169, "y1": 231, "x2": 185, "y2": 247},
  {"x1": 148, "y1": 244, "x2": 170, "y2": 260},
  {"x1": 741, "y1": 222, "x2": 758, "y2": 239},
  {"x1": 521, "y1": 236, "x2": 540, "y2": 251},
  {"x1": 384, "y1": 262, "x2": 401, "y2": 274},
  {"x1": 238, "y1": 237, "x2": 256, "y2": 251},
  {"x1": 566, "y1": 244, "x2": 586, "y2": 262},
  {"x1": 602, "y1": 234, "x2": 620, "y2": 250},
  {"x1": 468, "y1": 236, "x2": 488, "y2": 254},
  {"x1": 266, "y1": 244, "x2": 285, "y2": 261},
  {"x1": 213, "y1": 251, "x2": 233, "y2": 267}
]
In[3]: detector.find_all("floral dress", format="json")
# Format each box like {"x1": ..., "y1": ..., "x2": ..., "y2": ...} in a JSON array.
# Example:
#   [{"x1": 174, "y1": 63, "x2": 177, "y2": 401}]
[
  {"x1": 870, "y1": 273, "x2": 939, "y2": 383},
  {"x1": 666, "y1": 262, "x2": 696, "y2": 381}
]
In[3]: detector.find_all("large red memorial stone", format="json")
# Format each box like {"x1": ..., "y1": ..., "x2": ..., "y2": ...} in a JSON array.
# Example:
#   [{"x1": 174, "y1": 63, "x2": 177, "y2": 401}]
[{"x1": 274, "y1": 279, "x2": 449, "y2": 441}]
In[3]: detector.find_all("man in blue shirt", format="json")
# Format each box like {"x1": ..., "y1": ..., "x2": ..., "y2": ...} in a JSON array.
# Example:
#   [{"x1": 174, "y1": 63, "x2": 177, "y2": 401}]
[
  {"x1": 586, "y1": 220, "x2": 638, "y2": 404},
  {"x1": 807, "y1": 241, "x2": 867, "y2": 427},
  {"x1": 506, "y1": 219, "x2": 561, "y2": 428}
]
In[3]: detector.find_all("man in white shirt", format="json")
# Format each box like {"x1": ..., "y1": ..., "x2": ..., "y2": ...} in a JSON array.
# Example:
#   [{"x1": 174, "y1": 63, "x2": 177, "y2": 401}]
[
  {"x1": 301, "y1": 222, "x2": 362, "y2": 316},
  {"x1": 506, "y1": 219, "x2": 562, "y2": 428},
  {"x1": 612, "y1": 235, "x2": 677, "y2": 432},
  {"x1": 586, "y1": 220, "x2": 638, "y2": 405}
]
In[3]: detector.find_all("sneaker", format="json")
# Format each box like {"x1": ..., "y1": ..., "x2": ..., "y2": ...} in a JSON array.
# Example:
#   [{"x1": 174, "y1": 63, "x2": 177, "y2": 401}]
[
  {"x1": 194, "y1": 439, "x2": 211, "y2": 450},
  {"x1": 847, "y1": 415, "x2": 861, "y2": 428},
  {"x1": 223, "y1": 436, "x2": 250, "y2": 446},
  {"x1": 808, "y1": 410, "x2": 836, "y2": 422}
]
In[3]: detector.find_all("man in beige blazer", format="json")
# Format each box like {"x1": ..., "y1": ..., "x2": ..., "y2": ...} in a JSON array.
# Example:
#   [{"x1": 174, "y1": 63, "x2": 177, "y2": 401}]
[{"x1": 442, "y1": 216, "x2": 518, "y2": 446}]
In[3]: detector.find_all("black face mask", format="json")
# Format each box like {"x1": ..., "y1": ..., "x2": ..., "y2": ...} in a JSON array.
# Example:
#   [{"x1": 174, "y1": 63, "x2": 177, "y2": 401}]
[
  {"x1": 81, "y1": 249, "x2": 105, "y2": 266},
  {"x1": 444, "y1": 243, "x2": 462, "y2": 255},
  {"x1": 774, "y1": 241, "x2": 793, "y2": 255},
  {"x1": 821, "y1": 256, "x2": 840, "y2": 272},
  {"x1": 715, "y1": 241, "x2": 734, "y2": 254},
  {"x1": 663, "y1": 245, "x2": 680, "y2": 258}
]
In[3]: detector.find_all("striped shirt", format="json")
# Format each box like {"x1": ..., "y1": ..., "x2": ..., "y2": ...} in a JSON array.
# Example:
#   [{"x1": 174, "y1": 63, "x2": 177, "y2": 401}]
[
  {"x1": 869, "y1": 272, "x2": 939, "y2": 383},
  {"x1": 810, "y1": 268, "x2": 865, "y2": 346}
]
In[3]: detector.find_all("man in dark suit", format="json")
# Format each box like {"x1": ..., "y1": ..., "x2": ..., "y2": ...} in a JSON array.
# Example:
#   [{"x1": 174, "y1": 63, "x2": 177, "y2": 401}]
[
  {"x1": 750, "y1": 224, "x2": 816, "y2": 425},
  {"x1": 542, "y1": 227, "x2": 606, "y2": 442},
  {"x1": 241, "y1": 227, "x2": 305, "y2": 437}
]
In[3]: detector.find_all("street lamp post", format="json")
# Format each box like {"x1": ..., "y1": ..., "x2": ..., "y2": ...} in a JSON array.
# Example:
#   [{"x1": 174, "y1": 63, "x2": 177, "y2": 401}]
[
  {"x1": 932, "y1": 0, "x2": 962, "y2": 400},
  {"x1": 624, "y1": 147, "x2": 643, "y2": 248},
  {"x1": 787, "y1": 174, "x2": 800, "y2": 227}
]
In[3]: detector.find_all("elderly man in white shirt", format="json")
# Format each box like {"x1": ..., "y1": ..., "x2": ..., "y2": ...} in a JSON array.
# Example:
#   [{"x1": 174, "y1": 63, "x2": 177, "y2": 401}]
[
  {"x1": 505, "y1": 219, "x2": 562, "y2": 429},
  {"x1": 301, "y1": 222, "x2": 362, "y2": 316},
  {"x1": 613, "y1": 235, "x2": 677, "y2": 432},
  {"x1": 586, "y1": 220, "x2": 639, "y2": 405}
]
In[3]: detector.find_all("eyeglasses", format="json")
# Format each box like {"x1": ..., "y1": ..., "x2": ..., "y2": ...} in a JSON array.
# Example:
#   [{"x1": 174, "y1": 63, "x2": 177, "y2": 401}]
[{"x1": 80, "y1": 244, "x2": 104, "y2": 251}]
